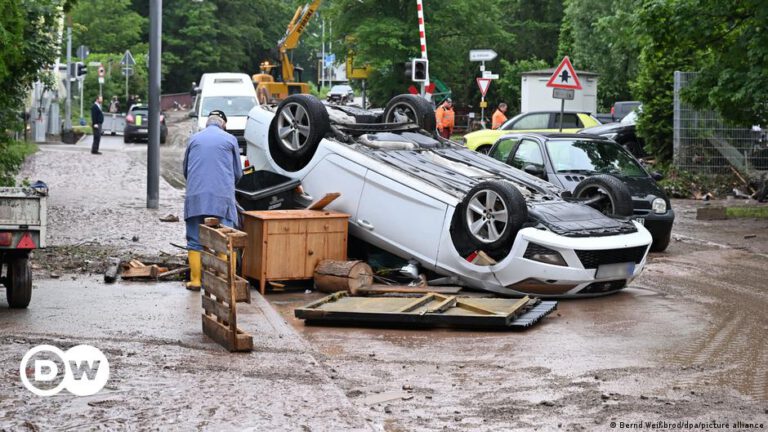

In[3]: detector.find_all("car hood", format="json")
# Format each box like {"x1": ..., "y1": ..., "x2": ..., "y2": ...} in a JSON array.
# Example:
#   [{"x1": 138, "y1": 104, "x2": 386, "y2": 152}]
[
  {"x1": 580, "y1": 122, "x2": 631, "y2": 135},
  {"x1": 620, "y1": 175, "x2": 667, "y2": 200},
  {"x1": 529, "y1": 201, "x2": 637, "y2": 237}
]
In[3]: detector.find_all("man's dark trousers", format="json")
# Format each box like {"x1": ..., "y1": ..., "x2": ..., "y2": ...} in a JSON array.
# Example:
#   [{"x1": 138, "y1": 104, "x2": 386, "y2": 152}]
[{"x1": 91, "y1": 102, "x2": 104, "y2": 153}]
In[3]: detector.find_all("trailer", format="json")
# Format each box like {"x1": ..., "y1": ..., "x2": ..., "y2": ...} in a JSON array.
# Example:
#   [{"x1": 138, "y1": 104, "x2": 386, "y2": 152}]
[{"x1": 0, "y1": 186, "x2": 47, "y2": 308}]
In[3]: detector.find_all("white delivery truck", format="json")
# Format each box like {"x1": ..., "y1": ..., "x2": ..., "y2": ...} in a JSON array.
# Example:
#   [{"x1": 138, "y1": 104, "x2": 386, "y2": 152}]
[{"x1": 190, "y1": 73, "x2": 259, "y2": 154}]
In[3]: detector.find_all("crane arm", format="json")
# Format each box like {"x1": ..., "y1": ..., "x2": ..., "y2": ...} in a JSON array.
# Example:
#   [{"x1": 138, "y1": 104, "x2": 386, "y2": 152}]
[{"x1": 279, "y1": 0, "x2": 322, "y2": 51}]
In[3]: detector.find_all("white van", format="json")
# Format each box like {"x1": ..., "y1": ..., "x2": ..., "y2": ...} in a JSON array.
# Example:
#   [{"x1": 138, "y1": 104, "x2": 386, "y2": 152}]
[{"x1": 191, "y1": 73, "x2": 258, "y2": 153}]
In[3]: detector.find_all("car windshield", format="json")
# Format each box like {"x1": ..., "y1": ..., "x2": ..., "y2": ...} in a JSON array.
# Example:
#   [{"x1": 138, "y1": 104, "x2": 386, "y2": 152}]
[
  {"x1": 546, "y1": 139, "x2": 646, "y2": 177},
  {"x1": 489, "y1": 138, "x2": 518, "y2": 162},
  {"x1": 329, "y1": 85, "x2": 352, "y2": 94},
  {"x1": 201, "y1": 96, "x2": 257, "y2": 117}
]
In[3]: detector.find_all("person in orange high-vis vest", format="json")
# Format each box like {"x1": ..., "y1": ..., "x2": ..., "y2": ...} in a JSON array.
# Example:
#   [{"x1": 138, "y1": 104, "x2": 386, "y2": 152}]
[
  {"x1": 492, "y1": 103, "x2": 508, "y2": 129},
  {"x1": 435, "y1": 98, "x2": 455, "y2": 139}
]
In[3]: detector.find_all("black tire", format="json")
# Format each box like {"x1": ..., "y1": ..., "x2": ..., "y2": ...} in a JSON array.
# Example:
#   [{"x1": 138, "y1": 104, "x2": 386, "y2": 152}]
[
  {"x1": 650, "y1": 229, "x2": 671, "y2": 252},
  {"x1": 458, "y1": 181, "x2": 528, "y2": 251},
  {"x1": 6, "y1": 257, "x2": 31, "y2": 308},
  {"x1": 382, "y1": 94, "x2": 436, "y2": 132},
  {"x1": 476, "y1": 144, "x2": 492, "y2": 155},
  {"x1": 573, "y1": 174, "x2": 634, "y2": 218},
  {"x1": 124, "y1": 135, "x2": 132, "y2": 144},
  {"x1": 269, "y1": 94, "x2": 329, "y2": 172}
]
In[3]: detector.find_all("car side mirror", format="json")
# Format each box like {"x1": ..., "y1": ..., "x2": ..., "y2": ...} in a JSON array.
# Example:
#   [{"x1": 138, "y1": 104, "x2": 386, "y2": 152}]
[
  {"x1": 523, "y1": 164, "x2": 545, "y2": 178},
  {"x1": 651, "y1": 172, "x2": 664, "y2": 181},
  {"x1": 189, "y1": 111, "x2": 198, "y2": 118}
]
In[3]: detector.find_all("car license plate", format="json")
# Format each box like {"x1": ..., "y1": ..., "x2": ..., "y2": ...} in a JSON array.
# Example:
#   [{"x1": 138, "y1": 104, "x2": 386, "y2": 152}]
[
  {"x1": 596, "y1": 262, "x2": 635, "y2": 279},
  {"x1": 633, "y1": 217, "x2": 645, "y2": 225}
]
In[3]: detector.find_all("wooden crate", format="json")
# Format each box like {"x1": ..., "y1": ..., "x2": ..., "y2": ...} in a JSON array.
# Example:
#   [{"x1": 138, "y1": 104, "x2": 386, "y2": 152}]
[
  {"x1": 241, "y1": 210, "x2": 349, "y2": 294},
  {"x1": 199, "y1": 220, "x2": 253, "y2": 352}
]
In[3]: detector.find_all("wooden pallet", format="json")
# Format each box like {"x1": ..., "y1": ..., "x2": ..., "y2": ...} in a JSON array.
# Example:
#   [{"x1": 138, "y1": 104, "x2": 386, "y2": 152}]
[{"x1": 200, "y1": 218, "x2": 253, "y2": 352}]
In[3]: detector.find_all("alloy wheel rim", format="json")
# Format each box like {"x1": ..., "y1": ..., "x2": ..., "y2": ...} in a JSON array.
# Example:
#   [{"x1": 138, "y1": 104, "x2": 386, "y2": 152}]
[
  {"x1": 466, "y1": 190, "x2": 509, "y2": 243},
  {"x1": 277, "y1": 102, "x2": 311, "y2": 151}
]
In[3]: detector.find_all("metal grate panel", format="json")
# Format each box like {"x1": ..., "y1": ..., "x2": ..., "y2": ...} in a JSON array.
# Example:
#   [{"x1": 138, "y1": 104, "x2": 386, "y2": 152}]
[{"x1": 575, "y1": 246, "x2": 647, "y2": 269}]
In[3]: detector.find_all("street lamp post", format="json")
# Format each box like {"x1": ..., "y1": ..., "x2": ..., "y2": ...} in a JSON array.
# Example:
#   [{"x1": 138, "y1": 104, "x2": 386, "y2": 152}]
[{"x1": 147, "y1": 0, "x2": 162, "y2": 209}]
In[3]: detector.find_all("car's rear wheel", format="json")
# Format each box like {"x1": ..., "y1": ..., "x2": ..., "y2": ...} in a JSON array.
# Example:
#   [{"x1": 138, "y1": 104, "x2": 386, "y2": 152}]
[
  {"x1": 124, "y1": 135, "x2": 132, "y2": 144},
  {"x1": 6, "y1": 256, "x2": 31, "y2": 309},
  {"x1": 382, "y1": 94, "x2": 436, "y2": 132},
  {"x1": 458, "y1": 181, "x2": 528, "y2": 252},
  {"x1": 573, "y1": 174, "x2": 634, "y2": 217},
  {"x1": 269, "y1": 94, "x2": 329, "y2": 172}
]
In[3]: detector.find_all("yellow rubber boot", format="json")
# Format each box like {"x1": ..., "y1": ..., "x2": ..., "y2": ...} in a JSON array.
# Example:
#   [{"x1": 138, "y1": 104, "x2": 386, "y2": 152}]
[{"x1": 186, "y1": 250, "x2": 202, "y2": 291}]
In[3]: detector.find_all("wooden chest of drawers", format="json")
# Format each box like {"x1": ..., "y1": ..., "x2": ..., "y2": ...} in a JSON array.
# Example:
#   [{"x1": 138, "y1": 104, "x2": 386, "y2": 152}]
[{"x1": 241, "y1": 210, "x2": 349, "y2": 294}]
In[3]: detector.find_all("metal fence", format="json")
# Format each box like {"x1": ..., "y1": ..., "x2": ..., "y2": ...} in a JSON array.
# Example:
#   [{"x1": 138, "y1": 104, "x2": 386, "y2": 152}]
[{"x1": 673, "y1": 71, "x2": 767, "y2": 175}]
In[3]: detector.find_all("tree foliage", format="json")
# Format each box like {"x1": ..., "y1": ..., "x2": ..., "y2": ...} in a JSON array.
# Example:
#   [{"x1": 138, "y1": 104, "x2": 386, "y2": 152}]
[{"x1": 70, "y1": 0, "x2": 146, "y2": 54}]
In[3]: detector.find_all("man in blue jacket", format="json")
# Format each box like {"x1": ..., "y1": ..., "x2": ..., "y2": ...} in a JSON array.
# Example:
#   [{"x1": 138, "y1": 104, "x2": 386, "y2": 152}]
[
  {"x1": 182, "y1": 110, "x2": 243, "y2": 290},
  {"x1": 90, "y1": 96, "x2": 104, "y2": 154}
]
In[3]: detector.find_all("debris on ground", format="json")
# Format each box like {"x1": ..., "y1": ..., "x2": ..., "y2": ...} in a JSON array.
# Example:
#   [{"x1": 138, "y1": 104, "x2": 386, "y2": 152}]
[
  {"x1": 159, "y1": 214, "x2": 180, "y2": 222},
  {"x1": 104, "y1": 258, "x2": 121, "y2": 283},
  {"x1": 696, "y1": 206, "x2": 727, "y2": 221}
]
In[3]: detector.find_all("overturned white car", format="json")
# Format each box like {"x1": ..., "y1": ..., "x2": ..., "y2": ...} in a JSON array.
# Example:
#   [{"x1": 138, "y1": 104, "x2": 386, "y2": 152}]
[{"x1": 244, "y1": 94, "x2": 652, "y2": 297}]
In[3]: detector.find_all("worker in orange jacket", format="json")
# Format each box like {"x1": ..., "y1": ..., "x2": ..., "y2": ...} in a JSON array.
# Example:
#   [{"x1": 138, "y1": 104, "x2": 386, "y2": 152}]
[
  {"x1": 435, "y1": 98, "x2": 455, "y2": 139},
  {"x1": 491, "y1": 103, "x2": 508, "y2": 129}
]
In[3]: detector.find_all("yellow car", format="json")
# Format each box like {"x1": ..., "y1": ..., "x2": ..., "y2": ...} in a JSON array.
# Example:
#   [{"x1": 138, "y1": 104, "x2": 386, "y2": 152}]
[{"x1": 462, "y1": 111, "x2": 601, "y2": 153}]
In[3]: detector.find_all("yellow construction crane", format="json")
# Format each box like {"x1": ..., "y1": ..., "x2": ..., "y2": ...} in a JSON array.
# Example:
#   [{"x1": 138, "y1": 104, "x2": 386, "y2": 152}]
[{"x1": 253, "y1": 0, "x2": 321, "y2": 103}]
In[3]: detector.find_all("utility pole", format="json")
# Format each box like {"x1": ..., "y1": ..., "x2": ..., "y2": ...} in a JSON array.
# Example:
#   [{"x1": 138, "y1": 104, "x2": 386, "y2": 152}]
[
  {"x1": 321, "y1": 19, "x2": 325, "y2": 88},
  {"x1": 65, "y1": 21, "x2": 72, "y2": 130},
  {"x1": 147, "y1": 0, "x2": 161, "y2": 209}
]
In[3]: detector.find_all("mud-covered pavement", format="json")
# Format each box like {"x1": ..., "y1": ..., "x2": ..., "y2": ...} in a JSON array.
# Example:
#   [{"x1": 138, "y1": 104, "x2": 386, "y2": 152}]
[{"x1": 1, "y1": 129, "x2": 766, "y2": 430}]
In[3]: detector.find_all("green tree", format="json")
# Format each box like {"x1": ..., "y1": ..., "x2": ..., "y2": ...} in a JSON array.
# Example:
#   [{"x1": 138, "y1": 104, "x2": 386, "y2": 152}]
[
  {"x1": 495, "y1": 58, "x2": 550, "y2": 116},
  {"x1": 70, "y1": 0, "x2": 146, "y2": 54},
  {"x1": 558, "y1": 0, "x2": 642, "y2": 110}
]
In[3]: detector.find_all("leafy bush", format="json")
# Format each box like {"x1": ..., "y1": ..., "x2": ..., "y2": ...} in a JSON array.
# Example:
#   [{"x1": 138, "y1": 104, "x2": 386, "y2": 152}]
[{"x1": 0, "y1": 141, "x2": 37, "y2": 186}]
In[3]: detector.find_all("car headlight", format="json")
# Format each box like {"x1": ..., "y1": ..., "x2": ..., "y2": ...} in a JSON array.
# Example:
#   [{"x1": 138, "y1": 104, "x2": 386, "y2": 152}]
[
  {"x1": 523, "y1": 243, "x2": 567, "y2": 266},
  {"x1": 601, "y1": 132, "x2": 618, "y2": 140},
  {"x1": 652, "y1": 197, "x2": 667, "y2": 214}
]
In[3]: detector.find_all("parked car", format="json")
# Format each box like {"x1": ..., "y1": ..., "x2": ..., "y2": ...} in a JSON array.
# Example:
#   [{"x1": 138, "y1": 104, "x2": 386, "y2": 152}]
[
  {"x1": 580, "y1": 109, "x2": 645, "y2": 157},
  {"x1": 595, "y1": 101, "x2": 641, "y2": 124},
  {"x1": 243, "y1": 94, "x2": 652, "y2": 298},
  {"x1": 326, "y1": 84, "x2": 354, "y2": 105},
  {"x1": 123, "y1": 105, "x2": 168, "y2": 144},
  {"x1": 461, "y1": 111, "x2": 600, "y2": 154},
  {"x1": 488, "y1": 132, "x2": 673, "y2": 251}
]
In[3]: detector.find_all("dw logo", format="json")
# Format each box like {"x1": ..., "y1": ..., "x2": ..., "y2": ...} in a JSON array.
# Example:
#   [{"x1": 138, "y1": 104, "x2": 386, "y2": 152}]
[{"x1": 19, "y1": 345, "x2": 110, "y2": 396}]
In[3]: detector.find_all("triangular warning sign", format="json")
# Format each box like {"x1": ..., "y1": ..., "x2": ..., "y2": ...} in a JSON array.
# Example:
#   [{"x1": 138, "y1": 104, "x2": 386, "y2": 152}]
[
  {"x1": 16, "y1": 232, "x2": 36, "y2": 249},
  {"x1": 546, "y1": 56, "x2": 582, "y2": 90},
  {"x1": 476, "y1": 78, "x2": 491, "y2": 97}
]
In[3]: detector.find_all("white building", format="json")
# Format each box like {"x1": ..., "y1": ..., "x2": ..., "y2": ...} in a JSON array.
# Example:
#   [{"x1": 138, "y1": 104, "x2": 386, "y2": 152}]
[{"x1": 520, "y1": 68, "x2": 598, "y2": 114}]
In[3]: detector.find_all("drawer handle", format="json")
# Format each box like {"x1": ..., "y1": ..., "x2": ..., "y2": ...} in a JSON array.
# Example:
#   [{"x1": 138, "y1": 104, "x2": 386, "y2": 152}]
[
  {"x1": 283, "y1": 226, "x2": 289, "y2": 232},
  {"x1": 308, "y1": 249, "x2": 314, "y2": 256}
]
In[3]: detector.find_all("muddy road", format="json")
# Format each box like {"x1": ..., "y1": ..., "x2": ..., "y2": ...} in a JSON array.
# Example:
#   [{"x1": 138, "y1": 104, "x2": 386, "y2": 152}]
[{"x1": 1, "y1": 130, "x2": 767, "y2": 430}]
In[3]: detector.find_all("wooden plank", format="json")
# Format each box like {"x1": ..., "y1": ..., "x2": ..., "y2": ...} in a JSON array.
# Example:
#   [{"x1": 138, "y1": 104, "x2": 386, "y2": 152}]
[
  {"x1": 306, "y1": 192, "x2": 341, "y2": 210},
  {"x1": 201, "y1": 250, "x2": 229, "y2": 275},
  {"x1": 202, "y1": 294, "x2": 231, "y2": 323},
  {"x1": 202, "y1": 270, "x2": 249, "y2": 303},
  {"x1": 122, "y1": 264, "x2": 161, "y2": 279},
  {"x1": 454, "y1": 299, "x2": 500, "y2": 316},
  {"x1": 426, "y1": 296, "x2": 457, "y2": 314},
  {"x1": 199, "y1": 224, "x2": 248, "y2": 252},
  {"x1": 202, "y1": 314, "x2": 253, "y2": 352},
  {"x1": 396, "y1": 294, "x2": 435, "y2": 313},
  {"x1": 241, "y1": 209, "x2": 349, "y2": 220},
  {"x1": 358, "y1": 285, "x2": 462, "y2": 295}
]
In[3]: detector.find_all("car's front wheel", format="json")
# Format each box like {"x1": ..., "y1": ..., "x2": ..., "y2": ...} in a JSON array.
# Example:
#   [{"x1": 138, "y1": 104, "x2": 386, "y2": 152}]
[
  {"x1": 269, "y1": 94, "x2": 330, "y2": 172},
  {"x1": 475, "y1": 144, "x2": 492, "y2": 155},
  {"x1": 458, "y1": 181, "x2": 528, "y2": 252},
  {"x1": 650, "y1": 229, "x2": 671, "y2": 252},
  {"x1": 573, "y1": 175, "x2": 634, "y2": 218}
]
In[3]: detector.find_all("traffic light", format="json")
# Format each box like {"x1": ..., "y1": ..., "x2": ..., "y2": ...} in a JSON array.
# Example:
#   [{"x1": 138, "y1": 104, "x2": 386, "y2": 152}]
[
  {"x1": 412, "y1": 58, "x2": 428, "y2": 82},
  {"x1": 76, "y1": 62, "x2": 87, "y2": 78},
  {"x1": 404, "y1": 61, "x2": 413, "y2": 80}
]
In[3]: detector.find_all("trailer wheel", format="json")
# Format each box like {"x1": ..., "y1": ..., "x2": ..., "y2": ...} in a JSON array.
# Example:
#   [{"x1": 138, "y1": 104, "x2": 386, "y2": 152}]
[
  {"x1": 269, "y1": 94, "x2": 329, "y2": 171},
  {"x1": 457, "y1": 181, "x2": 528, "y2": 252},
  {"x1": 6, "y1": 256, "x2": 31, "y2": 309},
  {"x1": 382, "y1": 94, "x2": 436, "y2": 132},
  {"x1": 573, "y1": 174, "x2": 634, "y2": 218}
]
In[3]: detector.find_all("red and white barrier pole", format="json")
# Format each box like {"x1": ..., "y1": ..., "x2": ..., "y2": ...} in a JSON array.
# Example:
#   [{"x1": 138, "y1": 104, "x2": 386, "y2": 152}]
[{"x1": 416, "y1": 0, "x2": 430, "y2": 95}]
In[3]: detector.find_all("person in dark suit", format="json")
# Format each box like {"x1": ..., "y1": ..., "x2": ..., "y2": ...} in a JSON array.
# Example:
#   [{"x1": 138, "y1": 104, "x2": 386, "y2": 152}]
[{"x1": 91, "y1": 96, "x2": 104, "y2": 154}]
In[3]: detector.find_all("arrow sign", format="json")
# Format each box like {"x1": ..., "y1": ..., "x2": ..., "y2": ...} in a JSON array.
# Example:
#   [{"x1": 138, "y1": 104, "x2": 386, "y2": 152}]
[
  {"x1": 469, "y1": 49, "x2": 497, "y2": 62},
  {"x1": 476, "y1": 78, "x2": 491, "y2": 97},
  {"x1": 546, "y1": 56, "x2": 582, "y2": 90},
  {"x1": 121, "y1": 50, "x2": 136, "y2": 66}
]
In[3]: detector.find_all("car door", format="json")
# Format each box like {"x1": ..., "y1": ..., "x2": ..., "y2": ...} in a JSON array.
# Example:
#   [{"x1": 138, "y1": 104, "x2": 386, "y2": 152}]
[
  {"x1": 356, "y1": 170, "x2": 448, "y2": 268},
  {"x1": 505, "y1": 113, "x2": 550, "y2": 131},
  {"x1": 508, "y1": 139, "x2": 547, "y2": 179},
  {"x1": 551, "y1": 113, "x2": 582, "y2": 132}
]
